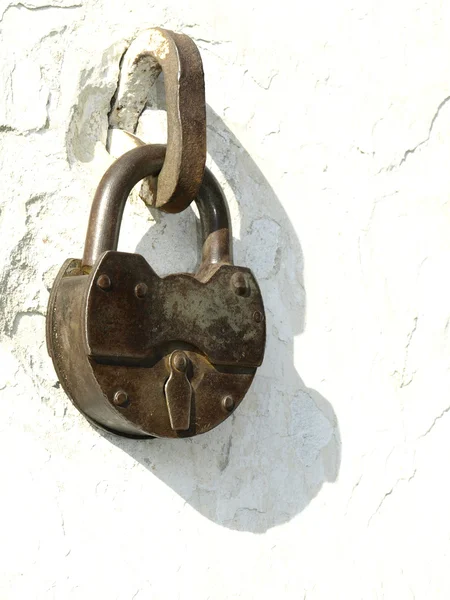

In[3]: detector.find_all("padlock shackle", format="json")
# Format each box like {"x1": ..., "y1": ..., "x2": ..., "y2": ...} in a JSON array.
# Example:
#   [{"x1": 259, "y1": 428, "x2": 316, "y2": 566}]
[
  {"x1": 195, "y1": 168, "x2": 232, "y2": 275},
  {"x1": 82, "y1": 144, "x2": 232, "y2": 273}
]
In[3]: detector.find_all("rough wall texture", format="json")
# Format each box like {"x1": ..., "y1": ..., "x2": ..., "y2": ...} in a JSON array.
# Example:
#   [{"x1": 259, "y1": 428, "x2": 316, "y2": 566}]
[{"x1": 1, "y1": 1, "x2": 450, "y2": 598}]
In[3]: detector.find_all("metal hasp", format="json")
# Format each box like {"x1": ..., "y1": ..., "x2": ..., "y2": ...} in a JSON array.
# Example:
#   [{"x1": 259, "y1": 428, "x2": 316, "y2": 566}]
[
  {"x1": 46, "y1": 30, "x2": 266, "y2": 439},
  {"x1": 109, "y1": 27, "x2": 206, "y2": 214}
]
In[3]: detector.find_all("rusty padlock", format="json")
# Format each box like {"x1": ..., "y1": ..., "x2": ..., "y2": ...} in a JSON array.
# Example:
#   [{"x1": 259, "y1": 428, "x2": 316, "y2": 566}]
[{"x1": 46, "y1": 144, "x2": 266, "y2": 438}]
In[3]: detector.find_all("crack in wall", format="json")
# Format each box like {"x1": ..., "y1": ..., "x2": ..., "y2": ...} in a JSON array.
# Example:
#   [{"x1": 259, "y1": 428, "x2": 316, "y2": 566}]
[
  {"x1": 0, "y1": 1, "x2": 81, "y2": 20},
  {"x1": 380, "y1": 95, "x2": 450, "y2": 172},
  {"x1": 419, "y1": 405, "x2": 450, "y2": 440},
  {"x1": 218, "y1": 434, "x2": 233, "y2": 472},
  {"x1": 400, "y1": 316, "x2": 418, "y2": 388},
  {"x1": 368, "y1": 468, "x2": 417, "y2": 527}
]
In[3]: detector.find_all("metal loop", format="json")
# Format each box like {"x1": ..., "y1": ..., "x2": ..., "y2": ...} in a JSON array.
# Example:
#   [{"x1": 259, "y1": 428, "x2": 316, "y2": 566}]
[
  {"x1": 108, "y1": 28, "x2": 206, "y2": 213},
  {"x1": 82, "y1": 144, "x2": 231, "y2": 275}
]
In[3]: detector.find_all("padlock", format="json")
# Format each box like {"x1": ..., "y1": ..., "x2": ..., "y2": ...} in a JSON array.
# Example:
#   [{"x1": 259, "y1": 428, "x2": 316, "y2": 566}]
[{"x1": 46, "y1": 144, "x2": 266, "y2": 438}]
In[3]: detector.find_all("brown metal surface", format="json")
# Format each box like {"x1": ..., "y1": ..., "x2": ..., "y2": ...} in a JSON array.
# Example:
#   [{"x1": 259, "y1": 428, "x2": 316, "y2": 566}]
[
  {"x1": 85, "y1": 252, "x2": 265, "y2": 367},
  {"x1": 109, "y1": 27, "x2": 206, "y2": 213},
  {"x1": 48, "y1": 258, "x2": 259, "y2": 437},
  {"x1": 47, "y1": 143, "x2": 266, "y2": 439}
]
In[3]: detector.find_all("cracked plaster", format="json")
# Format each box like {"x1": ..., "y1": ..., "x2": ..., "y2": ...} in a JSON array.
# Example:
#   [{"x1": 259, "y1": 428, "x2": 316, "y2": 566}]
[{"x1": 0, "y1": 1, "x2": 450, "y2": 598}]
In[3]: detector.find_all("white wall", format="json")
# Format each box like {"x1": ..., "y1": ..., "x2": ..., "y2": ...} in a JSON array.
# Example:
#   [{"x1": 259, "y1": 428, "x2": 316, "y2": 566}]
[{"x1": 1, "y1": 1, "x2": 450, "y2": 598}]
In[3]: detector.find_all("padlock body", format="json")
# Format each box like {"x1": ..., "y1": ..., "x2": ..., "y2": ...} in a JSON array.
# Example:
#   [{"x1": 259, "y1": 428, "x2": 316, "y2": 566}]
[{"x1": 47, "y1": 252, "x2": 265, "y2": 438}]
